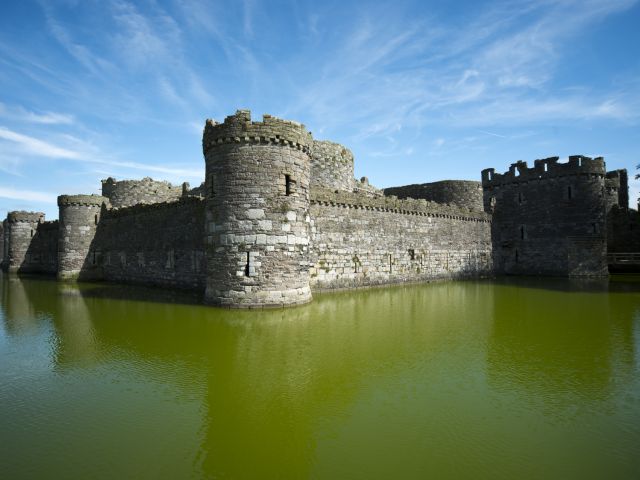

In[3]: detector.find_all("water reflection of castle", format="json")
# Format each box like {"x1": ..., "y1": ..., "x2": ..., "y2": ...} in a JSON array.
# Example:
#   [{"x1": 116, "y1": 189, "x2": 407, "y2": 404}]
[{"x1": 1, "y1": 276, "x2": 637, "y2": 477}]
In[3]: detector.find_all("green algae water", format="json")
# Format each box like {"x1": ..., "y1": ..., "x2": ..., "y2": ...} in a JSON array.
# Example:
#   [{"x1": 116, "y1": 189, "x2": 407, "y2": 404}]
[{"x1": 1, "y1": 274, "x2": 639, "y2": 480}]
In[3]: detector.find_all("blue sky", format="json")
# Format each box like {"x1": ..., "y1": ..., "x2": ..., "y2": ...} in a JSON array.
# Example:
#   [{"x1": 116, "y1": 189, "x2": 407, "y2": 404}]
[{"x1": 1, "y1": 0, "x2": 639, "y2": 220}]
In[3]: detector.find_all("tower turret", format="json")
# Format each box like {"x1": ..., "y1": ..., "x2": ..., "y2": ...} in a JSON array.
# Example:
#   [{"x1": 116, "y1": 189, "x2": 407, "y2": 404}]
[
  {"x1": 202, "y1": 110, "x2": 313, "y2": 307},
  {"x1": 4, "y1": 211, "x2": 45, "y2": 273},
  {"x1": 57, "y1": 194, "x2": 109, "y2": 280}
]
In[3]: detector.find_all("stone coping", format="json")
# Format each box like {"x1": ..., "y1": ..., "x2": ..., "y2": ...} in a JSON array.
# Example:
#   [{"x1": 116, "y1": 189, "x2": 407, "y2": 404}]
[
  {"x1": 58, "y1": 194, "x2": 110, "y2": 207},
  {"x1": 7, "y1": 211, "x2": 45, "y2": 223}
]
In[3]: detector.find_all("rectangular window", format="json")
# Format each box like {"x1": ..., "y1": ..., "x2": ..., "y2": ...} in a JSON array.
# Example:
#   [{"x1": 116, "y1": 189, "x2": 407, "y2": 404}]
[
  {"x1": 285, "y1": 175, "x2": 292, "y2": 196},
  {"x1": 244, "y1": 251, "x2": 250, "y2": 277},
  {"x1": 592, "y1": 223, "x2": 597, "y2": 234},
  {"x1": 520, "y1": 225, "x2": 525, "y2": 240},
  {"x1": 408, "y1": 249, "x2": 415, "y2": 261},
  {"x1": 210, "y1": 174, "x2": 216, "y2": 197},
  {"x1": 567, "y1": 186, "x2": 572, "y2": 200}
]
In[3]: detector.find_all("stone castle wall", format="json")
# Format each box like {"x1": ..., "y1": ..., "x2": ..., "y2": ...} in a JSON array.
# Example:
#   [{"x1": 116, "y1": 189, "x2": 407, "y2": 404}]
[
  {"x1": 384, "y1": 180, "x2": 484, "y2": 212},
  {"x1": 607, "y1": 206, "x2": 640, "y2": 253},
  {"x1": 3, "y1": 109, "x2": 637, "y2": 307},
  {"x1": 27, "y1": 220, "x2": 59, "y2": 274},
  {"x1": 482, "y1": 156, "x2": 608, "y2": 276},
  {"x1": 101, "y1": 177, "x2": 183, "y2": 208},
  {"x1": 309, "y1": 188, "x2": 493, "y2": 289},
  {"x1": 95, "y1": 197, "x2": 206, "y2": 289},
  {"x1": 310, "y1": 140, "x2": 355, "y2": 192}
]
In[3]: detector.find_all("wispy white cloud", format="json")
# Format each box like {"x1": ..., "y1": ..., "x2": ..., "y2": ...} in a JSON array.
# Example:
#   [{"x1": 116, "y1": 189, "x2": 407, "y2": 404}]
[
  {"x1": 281, "y1": 0, "x2": 639, "y2": 143},
  {"x1": 0, "y1": 186, "x2": 57, "y2": 204},
  {"x1": 0, "y1": 126, "x2": 82, "y2": 159},
  {"x1": 0, "y1": 103, "x2": 74, "y2": 125},
  {"x1": 0, "y1": 126, "x2": 203, "y2": 179}
]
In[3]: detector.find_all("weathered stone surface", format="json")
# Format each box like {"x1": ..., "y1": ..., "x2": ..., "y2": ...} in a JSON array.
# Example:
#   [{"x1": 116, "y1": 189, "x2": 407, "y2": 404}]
[
  {"x1": 309, "y1": 195, "x2": 493, "y2": 289},
  {"x1": 3, "y1": 211, "x2": 57, "y2": 274},
  {"x1": 101, "y1": 177, "x2": 183, "y2": 208},
  {"x1": 310, "y1": 140, "x2": 354, "y2": 192},
  {"x1": 96, "y1": 197, "x2": 206, "y2": 289},
  {"x1": 203, "y1": 110, "x2": 313, "y2": 307},
  {"x1": 482, "y1": 156, "x2": 609, "y2": 276},
  {"x1": 57, "y1": 195, "x2": 110, "y2": 280}
]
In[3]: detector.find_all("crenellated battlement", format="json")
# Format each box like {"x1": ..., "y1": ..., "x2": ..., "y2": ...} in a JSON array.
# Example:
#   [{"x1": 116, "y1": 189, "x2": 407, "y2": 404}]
[
  {"x1": 202, "y1": 110, "x2": 313, "y2": 155},
  {"x1": 481, "y1": 155, "x2": 606, "y2": 187},
  {"x1": 7, "y1": 211, "x2": 45, "y2": 223},
  {"x1": 37, "y1": 220, "x2": 59, "y2": 231},
  {"x1": 103, "y1": 195, "x2": 204, "y2": 219},
  {"x1": 58, "y1": 194, "x2": 110, "y2": 207}
]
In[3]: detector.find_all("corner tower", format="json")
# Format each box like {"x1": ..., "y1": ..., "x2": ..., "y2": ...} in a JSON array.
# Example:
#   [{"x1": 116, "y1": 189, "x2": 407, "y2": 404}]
[
  {"x1": 57, "y1": 194, "x2": 109, "y2": 280},
  {"x1": 202, "y1": 110, "x2": 313, "y2": 307},
  {"x1": 3, "y1": 211, "x2": 45, "y2": 273},
  {"x1": 482, "y1": 155, "x2": 608, "y2": 276}
]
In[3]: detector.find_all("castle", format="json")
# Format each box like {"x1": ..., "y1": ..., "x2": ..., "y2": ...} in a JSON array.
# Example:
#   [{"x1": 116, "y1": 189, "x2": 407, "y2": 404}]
[{"x1": 1, "y1": 110, "x2": 638, "y2": 307}]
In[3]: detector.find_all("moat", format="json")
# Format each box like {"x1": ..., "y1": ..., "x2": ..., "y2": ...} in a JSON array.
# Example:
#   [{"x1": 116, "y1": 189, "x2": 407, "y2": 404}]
[{"x1": 1, "y1": 274, "x2": 639, "y2": 479}]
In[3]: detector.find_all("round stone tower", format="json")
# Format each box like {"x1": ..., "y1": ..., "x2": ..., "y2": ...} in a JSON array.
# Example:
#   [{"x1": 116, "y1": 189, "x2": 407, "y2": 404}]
[
  {"x1": 57, "y1": 194, "x2": 109, "y2": 281},
  {"x1": 310, "y1": 140, "x2": 355, "y2": 192},
  {"x1": 4, "y1": 211, "x2": 45, "y2": 273},
  {"x1": 202, "y1": 110, "x2": 313, "y2": 307}
]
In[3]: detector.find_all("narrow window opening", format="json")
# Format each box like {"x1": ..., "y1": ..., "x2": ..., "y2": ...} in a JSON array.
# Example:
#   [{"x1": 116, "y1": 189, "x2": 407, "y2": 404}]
[
  {"x1": 515, "y1": 249, "x2": 519, "y2": 263},
  {"x1": 30, "y1": 229, "x2": 34, "y2": 237},
  {"x1": 285, "y1": 175, "x2": 292, "y2": 196},
  {"x1": 520, "y1": 225, "x2": 525, "y2": 240},
  {"x1": 544, "y1": 163, "x2": 548, "y2": 172},
  {"x1": 244, "y1": 252, "x2": 250, "y2": 277},
  {"x1": 567, "y1": 185, "x2": 572, "y2": 200},
  {"x1": 578, "y1": 158, "x2": 582, "y2": 167},
  {"x1": 592, "y1": 223, "x2": 597, "y2": 234},
  {"x1": 518, "y1": 192, "x2": 522, "y2": 204},
  {"x1": 95, "y1": 214, "x2": 99, "y2": 225},
  {"x1": 487, "y1": 171, "x2": 492, "y2": 180},
  {"x1": 210, "y1": 175, "x2": 216, "y2": 197},
  {"x1": 408, "y1": 249, "x2": 415, "y2": 261}
]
